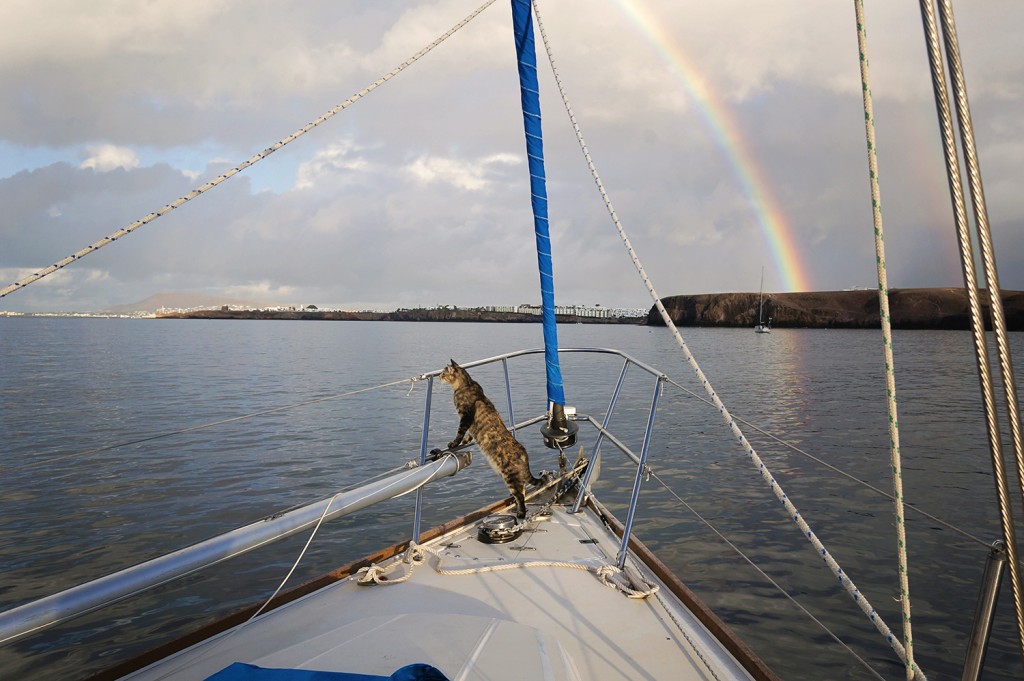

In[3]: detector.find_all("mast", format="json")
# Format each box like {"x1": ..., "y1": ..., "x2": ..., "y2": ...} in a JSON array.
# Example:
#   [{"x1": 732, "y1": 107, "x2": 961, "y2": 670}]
[
  {"x1": 510, "y1": 0, "x2": 576, "y2": 448},
  {"x1": 755, "y1": 266, "x2": 769, "y2": 332},
  {"x1": 758, "y1": 267, "x2": 765, "y2": 326}
]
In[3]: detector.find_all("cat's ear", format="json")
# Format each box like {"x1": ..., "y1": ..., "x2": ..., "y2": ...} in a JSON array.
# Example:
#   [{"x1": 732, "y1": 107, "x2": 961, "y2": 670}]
[{"x1": 449, "y1": 359, "x2": 457, "y2": 366}]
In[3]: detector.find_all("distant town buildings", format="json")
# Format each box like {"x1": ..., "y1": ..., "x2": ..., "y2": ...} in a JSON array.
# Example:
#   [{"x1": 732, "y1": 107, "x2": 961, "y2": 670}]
[
  {"x1": 483, "y1": 303, "x2": 647, "y2": 318},
  {"x1": 3, "y1": 302, "x2": 648, "y2": 319}
]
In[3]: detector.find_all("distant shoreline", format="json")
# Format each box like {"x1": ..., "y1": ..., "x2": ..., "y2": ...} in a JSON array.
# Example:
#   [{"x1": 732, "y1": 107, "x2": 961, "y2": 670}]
[
  {"x1": 6, "y1": 288, "x2": 1023, "y2": 330},
  {"x1": 650, "y1": 288, "x2": 1024, "y2": 331},
  {"x1": 154, "y1": 307, "x2": 643, "y2": 324}
]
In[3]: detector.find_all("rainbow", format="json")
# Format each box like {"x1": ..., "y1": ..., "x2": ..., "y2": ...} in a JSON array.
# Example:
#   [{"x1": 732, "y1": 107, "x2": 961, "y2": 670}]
[{"x1": 608, "y1": 0, "x2": 812, "y2": 292}]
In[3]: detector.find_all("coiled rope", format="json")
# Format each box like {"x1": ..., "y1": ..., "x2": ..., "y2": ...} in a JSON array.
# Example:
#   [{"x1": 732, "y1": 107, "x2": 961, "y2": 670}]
[
  {"x1": 852, "y1": 3, "x2": 916, "y2": 677},
  {"x1": 531, "y1": 0, "x2": 925, "y2": 676},
  {"x1": 355, "y1": 538, "x2": 659, "y2": 600},
  {"x1": 356, "y1": 491, "x2": 659, "y2": 599},
  {"x1": 0, "y1": 0, "x2": 499, "y2": 300}
]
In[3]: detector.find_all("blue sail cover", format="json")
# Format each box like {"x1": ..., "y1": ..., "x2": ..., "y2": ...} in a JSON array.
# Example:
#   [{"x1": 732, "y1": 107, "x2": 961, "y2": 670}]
[
  {"x1": 205, "y1": 662, "x2": 449, "y2": 681},
  {"x1": 510, "y1": 0, "x2": 566, "y2": 407}
]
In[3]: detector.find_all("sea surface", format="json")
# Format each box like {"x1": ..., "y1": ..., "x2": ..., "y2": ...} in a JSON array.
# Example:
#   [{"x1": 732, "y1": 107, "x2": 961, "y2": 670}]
[{"x1": 1, "y1": 317, "x2": 1023, "y2": 680}]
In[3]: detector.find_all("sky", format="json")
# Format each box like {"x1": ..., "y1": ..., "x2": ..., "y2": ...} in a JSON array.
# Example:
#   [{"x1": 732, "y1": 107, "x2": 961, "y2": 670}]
[{"x1": 1, "y1": 0, "x2": 1022, "y2": 312}]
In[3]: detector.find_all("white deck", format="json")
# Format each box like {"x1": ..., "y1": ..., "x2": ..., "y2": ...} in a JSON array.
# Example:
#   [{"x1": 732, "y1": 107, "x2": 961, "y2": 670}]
[{"x1": 127, "y1": 500, "x2": 758, "y2": 681}]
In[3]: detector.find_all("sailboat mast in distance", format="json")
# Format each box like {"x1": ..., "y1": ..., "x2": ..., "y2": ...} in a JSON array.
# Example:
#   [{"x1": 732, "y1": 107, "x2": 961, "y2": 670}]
[{"x1": 755, "y1": 267, "x2": 771, "y2": 333}]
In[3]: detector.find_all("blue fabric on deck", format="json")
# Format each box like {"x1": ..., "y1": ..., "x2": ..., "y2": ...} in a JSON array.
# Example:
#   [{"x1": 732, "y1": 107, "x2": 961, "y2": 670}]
[
  {"x1": 511, "y1": 0, "x2": 566, "y2": 408},
  {"x1": 205, "y1": 662, "x2": 450, "y2": 681}
]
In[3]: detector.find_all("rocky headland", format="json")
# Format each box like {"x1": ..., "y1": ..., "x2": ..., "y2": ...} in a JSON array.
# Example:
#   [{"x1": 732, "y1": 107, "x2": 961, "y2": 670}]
[{"x1": 648, "y1": 288, "x2": 1024, "y2": 330}]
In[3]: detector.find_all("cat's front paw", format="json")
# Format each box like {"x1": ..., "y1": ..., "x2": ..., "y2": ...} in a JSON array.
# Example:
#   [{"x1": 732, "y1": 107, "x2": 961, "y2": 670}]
[{"x1": 447, "y1": 440, "x2": 460, "y2": 450}]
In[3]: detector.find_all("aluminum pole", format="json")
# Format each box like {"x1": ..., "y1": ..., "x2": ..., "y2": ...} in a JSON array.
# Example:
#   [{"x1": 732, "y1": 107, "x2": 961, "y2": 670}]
[
  {"x1": 962, "y1": 541, "x2": 1007, "y2": 681},
  {"x1": 0, "y1": 451, "x2": 470, "y2": 645}
]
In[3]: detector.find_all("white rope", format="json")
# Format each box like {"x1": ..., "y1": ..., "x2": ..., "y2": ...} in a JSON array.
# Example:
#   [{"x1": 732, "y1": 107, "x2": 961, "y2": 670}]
[
  {"x1": 356, "y1": 539, "x2": 659, "y2": 599},
  {"x1": 358, "y1": 484, "x2": 655, "y2": 598},
  {"x1": 852, "y1": 3, "x2": 917, "y2": 678},
  {"x1": 531, "y1": 2, "x2": 925, "y2": 676},
  {"x1": 662, "y1": 375, "x2": 988, "y2": 546},
  {"x1": 248, "y1": 492, "x2": 341, "y2": 619},
  {"x1": 148, "y1": 495, "x2": 342, "y2": 680},
  {"x1": 0, "y1": 0, "x2": 499, "y2": 300},
  {"x1": 149, "y1": 454, "x2": 453, "y2": 679},
  {"x1": 650, "y1": 469, "x2": 888, "y2": 681},
  {"x1": 356, "y1": 543, "x2": 428, "y2": 586},
  {"x1": 649, "y1": 588, "x2": 725, "y2": 681}
]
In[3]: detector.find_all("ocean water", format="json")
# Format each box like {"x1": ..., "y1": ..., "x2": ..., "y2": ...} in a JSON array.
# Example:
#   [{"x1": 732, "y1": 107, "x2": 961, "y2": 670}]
[{"x1": 1, "y1": 317, "x2": 1022, "y2": 680}]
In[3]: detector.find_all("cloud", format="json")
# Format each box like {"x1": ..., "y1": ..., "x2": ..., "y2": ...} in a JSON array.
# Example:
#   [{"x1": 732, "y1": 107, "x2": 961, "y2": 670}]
[
  {"x1": 294, "y1": 140, "x2": 370, "y2": 190},
  {"x1": 405, "y1": 153, "x2": 520, "y2": 191},
  {"x1": 0, "y1": 265, "x2": 112, "y2": 310},
  {"x1": 222, "y1": 281, "x2": 299, "y2": 301},
  {"x1": 0, "y1": 1, "x2": 1021, "y2": 313},
  {"x1": 79, "y1": 144, "x2": 140, "y2": 172}
]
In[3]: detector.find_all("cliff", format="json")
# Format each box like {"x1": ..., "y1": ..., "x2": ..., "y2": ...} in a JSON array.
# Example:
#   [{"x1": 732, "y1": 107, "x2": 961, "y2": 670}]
[{"x1": 649, "y1": 288, "x2": 1024, "y2": 330}]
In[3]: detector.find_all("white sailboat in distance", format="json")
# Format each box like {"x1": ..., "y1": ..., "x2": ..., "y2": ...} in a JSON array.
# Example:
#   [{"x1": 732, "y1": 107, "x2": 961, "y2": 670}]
[{"x1": 755, "y1": 267, "x2": 771, "y2": 334}]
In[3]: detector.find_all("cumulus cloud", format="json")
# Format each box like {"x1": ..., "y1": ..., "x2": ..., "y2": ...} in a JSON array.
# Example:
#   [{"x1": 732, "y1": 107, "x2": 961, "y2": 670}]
[
  {"x1": 294, "y1": 140, "x2": 369, "y2": 190},
  {"x1": 223, "y1": 281, "x2": 298, "y2": 301},
  {"x1": 79, "y1": 144, "x2": 140, "y2": 172},
  {"x1": 405, "y1": 153, "x2": 520, "y2": 191}
]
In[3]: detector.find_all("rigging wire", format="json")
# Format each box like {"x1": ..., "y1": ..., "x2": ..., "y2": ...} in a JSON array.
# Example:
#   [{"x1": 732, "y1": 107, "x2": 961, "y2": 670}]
[
  {"x1": 530, "y1": 0, "x2": 924, "y2": 676},
  {"x1": 1, "y1": 376, "x2": 422, "y2": 476},
  {"x1": 661, "y1": 376, "x2": 990, "y2": 548},
  {"x1": 147, "y1": 453, "x2": 461, "y2": 681},
  {"x1": 648, "y1": 469, "x2": 888, "y2": 681},
  {"x1": 251, "y1": 451, "x2": 458, "y2": 617},
  {"x1": 9, "y1": 347, "x2": 988, "y2": 550},
  {"x1": 10, "y1": 355, "x2": 989, "y2": 550},
  {"x1": 918, "y1": 0, "x2": 1024, "y2": 660},
  {"x1": 0, "y1": 0, "x2": 499, "y2": 300}
]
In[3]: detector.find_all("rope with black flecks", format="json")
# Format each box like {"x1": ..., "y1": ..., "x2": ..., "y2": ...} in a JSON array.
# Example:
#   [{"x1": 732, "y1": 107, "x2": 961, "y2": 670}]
[
  {"x1": 853, "y1": 3, "x2": 917, "y2": 678},
  {"x1": 532, "y1": 0, "x2": 924, "y2": 676}
]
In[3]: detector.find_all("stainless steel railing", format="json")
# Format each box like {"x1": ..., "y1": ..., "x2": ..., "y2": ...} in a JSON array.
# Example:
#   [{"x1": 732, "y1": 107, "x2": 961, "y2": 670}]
[
  {"x1": 412, "y1": 348, "x2": 667, "y2": 568},
  {"x1": 0, "y1": 450, "x2": 471, "y2": 645},
  {"x1": 0, "y1": 347, "x2": 663, "y2": 647}
]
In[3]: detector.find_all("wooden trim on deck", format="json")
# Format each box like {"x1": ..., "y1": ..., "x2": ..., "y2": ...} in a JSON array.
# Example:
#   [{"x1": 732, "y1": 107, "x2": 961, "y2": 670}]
[
  {"x1": 88, "y1": 471, "x2": 777, "y2": 681},
  {"x1": 84, "y1": 498, "x2": 510, "y2": 681},
  {"x1": 587, "y1": 496, "x2": 781, "y2": 681},
  {"x1": 87, "y1": 471, "x2": 579, "y2": 680}
]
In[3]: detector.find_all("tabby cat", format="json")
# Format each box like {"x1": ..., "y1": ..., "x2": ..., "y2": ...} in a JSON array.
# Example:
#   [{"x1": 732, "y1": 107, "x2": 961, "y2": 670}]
[{"x1": 438, "y1": 359, "x2": 542, "y2": 518}]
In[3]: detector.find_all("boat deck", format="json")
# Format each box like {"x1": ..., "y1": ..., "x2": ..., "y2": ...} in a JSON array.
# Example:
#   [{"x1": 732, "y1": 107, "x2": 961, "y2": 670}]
[{"x1": 126, "y1": 498, "x2": 758, "y2": 681}]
